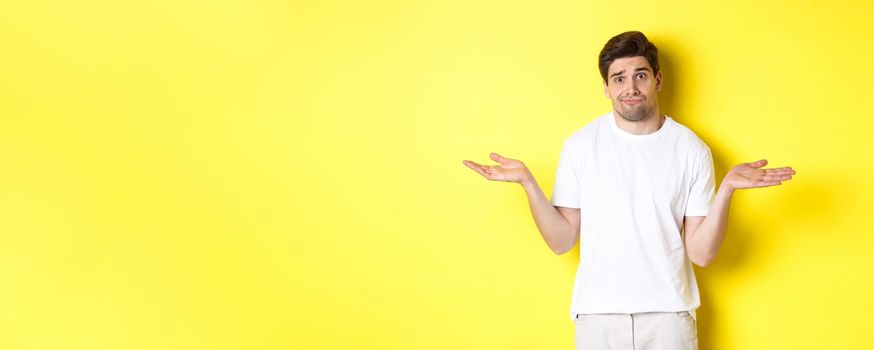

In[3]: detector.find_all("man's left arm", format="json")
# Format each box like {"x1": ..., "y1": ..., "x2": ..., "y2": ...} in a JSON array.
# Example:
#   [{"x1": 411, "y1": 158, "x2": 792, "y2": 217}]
[{"x1": 684, "y1": 159, "x2": 796, "y2": 267}]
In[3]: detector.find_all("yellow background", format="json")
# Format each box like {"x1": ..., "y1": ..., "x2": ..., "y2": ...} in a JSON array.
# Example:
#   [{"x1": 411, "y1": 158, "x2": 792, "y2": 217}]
[{"x1": 1, "y1": 0, "x2": 872, "y2": 348}]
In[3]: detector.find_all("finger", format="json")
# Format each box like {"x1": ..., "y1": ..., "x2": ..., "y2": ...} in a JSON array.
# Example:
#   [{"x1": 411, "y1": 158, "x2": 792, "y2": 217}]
[
  {"x1": 761, "y1": 174, "x2": 793, "y2": 181},
  {"x1": 746, "y1": 159, "x2": 768, "y2": 168},
  {"x1": 737, "y1": 168, "x2": 766, "y2": 179},
  {"x1": 490, "y1": 152, "x2": 507, "y2": 164},
  {"x1": 764, "y1": 167, "x2": 796, "y2": 175},
  {"x1": 763, "y1": 170, "x2": 795, "y2": 176},
  {"x1": 462, "y1": 160, "x2": 490, "y2": 178},
  {"x1": 462, "y1": 160, "x2": 482, "y2": 170}
]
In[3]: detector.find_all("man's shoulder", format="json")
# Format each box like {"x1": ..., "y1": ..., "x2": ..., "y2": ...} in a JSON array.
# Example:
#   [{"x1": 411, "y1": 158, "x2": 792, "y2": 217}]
[
  {"x1": 667, "y1": 117, "x2": 710, "y2": 153},
  {"x1": 563, "y1": 112, "x2": 611, "y2": 145}
]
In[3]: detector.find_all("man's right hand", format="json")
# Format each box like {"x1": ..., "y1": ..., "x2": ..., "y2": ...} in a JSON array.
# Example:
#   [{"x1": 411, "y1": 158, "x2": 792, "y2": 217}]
[
  {"x1": 463, "y1": 152, "x2": 579, "y2": 254},
  {"x1": 462, "y1": 153, "x2": 532, "y2": 184}
]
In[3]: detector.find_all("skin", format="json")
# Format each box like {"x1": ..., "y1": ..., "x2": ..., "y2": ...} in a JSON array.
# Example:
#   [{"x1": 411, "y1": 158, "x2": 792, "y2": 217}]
[
  {"x1": 604, "y1": 56, "x2": 664, "y2": 134},
  {"x1": 462, "y1": 56, "x2": 796, "y2": 266}
]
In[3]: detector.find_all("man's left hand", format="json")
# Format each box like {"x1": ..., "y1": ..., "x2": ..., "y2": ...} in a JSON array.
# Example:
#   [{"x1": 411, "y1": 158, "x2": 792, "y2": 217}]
[{"x1": 722, "y1": 159, "x2": 795, "y2": 191}]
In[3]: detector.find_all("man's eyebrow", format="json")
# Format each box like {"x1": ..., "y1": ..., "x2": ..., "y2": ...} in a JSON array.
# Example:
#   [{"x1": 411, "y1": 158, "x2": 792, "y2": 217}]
[{"x1": 610, "y1": 67, "x2": 651, "y2": 78}]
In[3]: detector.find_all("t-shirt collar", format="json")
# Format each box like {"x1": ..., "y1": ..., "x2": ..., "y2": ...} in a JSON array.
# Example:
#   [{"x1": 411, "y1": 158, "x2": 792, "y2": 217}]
[{"x1": 608, "y1": 111, "x2": 672, "y2": 142}]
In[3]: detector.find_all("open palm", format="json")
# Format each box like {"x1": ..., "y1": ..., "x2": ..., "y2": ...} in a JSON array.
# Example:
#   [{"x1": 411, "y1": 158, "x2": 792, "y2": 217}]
[
  {"x1": 462, "y1": 153, "x2": 532, "y2": 183},
  {"x1": 723, "y1": 159, "x2": 796, "y2": 190}
]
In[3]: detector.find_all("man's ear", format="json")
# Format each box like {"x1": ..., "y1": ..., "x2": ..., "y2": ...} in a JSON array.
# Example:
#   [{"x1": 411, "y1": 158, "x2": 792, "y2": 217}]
[
  {"x1": 603, "y1": 80, "x2": 609, "y2": 97},
  {"x1": 656, "y1": 70, "x2": 663, "y2": 92}
]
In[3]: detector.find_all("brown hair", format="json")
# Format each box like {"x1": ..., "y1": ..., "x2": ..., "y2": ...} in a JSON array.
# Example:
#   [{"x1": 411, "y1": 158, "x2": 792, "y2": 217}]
[{"x1": 598, "y1": 31, "x2": 659, "y2": 84}]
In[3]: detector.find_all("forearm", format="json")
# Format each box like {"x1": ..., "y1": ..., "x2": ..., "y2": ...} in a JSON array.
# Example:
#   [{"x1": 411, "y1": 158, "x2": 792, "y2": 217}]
[
  {"x1": 519, "y1": 175, "x2": 576, "y2": 254},
  {"x1": 686, "y1": 183, "x2": 735, "y2": 265}
]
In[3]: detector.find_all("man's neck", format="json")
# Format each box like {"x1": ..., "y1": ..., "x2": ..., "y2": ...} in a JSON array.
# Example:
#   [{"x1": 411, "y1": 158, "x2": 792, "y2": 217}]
[{"x1": 613, "y1": 111, "x2": 665, "y2": 135}]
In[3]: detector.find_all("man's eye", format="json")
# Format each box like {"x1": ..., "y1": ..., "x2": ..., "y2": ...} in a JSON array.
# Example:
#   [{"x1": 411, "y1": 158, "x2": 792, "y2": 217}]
[
  {"x1": 614, "y1": 77, "x2": 623, "y2": 83},
  {"x1": 637, "y1": 74, "x2": 646, "y2": 79}
]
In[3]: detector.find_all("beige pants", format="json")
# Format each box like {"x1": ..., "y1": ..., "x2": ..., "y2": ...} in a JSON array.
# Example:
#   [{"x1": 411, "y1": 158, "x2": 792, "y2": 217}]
[{"x1": 574, "y1": 312, "x2": 698, "y2": 350}]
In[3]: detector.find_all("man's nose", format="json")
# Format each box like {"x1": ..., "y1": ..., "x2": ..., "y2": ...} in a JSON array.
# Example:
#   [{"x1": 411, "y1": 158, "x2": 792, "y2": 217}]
[{"x1": 629, "y1": 80, "x2": 640, "y2": 96}]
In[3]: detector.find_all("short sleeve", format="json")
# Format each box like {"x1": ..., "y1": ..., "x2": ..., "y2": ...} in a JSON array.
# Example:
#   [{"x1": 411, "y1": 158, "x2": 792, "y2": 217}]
[
  {"x1": 551, "y1": 139, "x2": 582, "y2": 208},
  {"x1": 685, "y1": 146, "x2": 715, "y2": 216}
]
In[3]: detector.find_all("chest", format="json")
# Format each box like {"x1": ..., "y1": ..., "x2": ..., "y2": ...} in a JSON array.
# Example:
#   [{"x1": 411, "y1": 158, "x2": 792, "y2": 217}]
[{"x1": 577, "y1": 140, "x2": 694, "y2": 210}]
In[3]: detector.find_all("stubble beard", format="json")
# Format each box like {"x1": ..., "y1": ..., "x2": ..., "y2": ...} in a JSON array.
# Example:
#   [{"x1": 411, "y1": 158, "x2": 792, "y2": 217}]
[{"x1": 616, "y1": 99, "x2": 653, "y2": 122}]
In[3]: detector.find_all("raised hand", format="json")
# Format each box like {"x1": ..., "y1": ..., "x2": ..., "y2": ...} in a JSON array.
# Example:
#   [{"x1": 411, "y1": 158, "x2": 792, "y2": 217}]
[
  {"x1": 462, "y1": 153, "x2": 533, "y2": 184},
  {"x1": 722, "y1": 159, "x2": 796, "y2": 191}
]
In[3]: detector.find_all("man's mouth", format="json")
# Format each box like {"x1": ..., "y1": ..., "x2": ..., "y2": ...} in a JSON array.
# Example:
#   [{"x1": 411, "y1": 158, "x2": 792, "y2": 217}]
[{"x1": 622, "y1": 99, "x2": 642, "y2": 105}]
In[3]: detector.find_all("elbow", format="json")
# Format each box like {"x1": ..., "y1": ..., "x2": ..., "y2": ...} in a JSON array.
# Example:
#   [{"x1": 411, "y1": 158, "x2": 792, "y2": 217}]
[
  {"x1": 550, "y1": 241, "x2": 574, "y2": 255},
  {"x1": 552, "y1": 239, "x2": 578, "y2": 256},
  {"x1": 688, "y1": 252, "x2": 715, "y2": 267},
  {"x1": 552, "y1": 246, "x2": 570, "y2": 256},
  {"x1": 548, "y1": 227, "x2": 580, "y2": 256}
]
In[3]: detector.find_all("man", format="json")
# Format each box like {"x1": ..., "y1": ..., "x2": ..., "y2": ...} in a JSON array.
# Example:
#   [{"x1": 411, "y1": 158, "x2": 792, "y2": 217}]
[{"x1": 462, "y1": 31, "x2": 795, "y2": 350}]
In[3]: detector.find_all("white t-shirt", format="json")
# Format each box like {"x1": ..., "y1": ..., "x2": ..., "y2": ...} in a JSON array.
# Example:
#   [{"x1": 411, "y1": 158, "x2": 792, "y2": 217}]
[{"x1": 551, "y1": 111, "x2": 715, "y2": 322}]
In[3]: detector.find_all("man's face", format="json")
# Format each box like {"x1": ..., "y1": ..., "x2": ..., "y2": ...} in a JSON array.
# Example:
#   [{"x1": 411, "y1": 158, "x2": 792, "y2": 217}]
[{"x1": 603, "y1": 56, "x2": 662, "y2": 122}]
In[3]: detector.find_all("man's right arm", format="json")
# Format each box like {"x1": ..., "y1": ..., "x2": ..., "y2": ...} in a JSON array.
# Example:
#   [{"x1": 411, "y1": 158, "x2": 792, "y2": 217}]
[
  {"x1": 521, "y1": 176, "x2": 580, "y2": 255},
  {"x1": 463, "y1": 152, "x2": 580, "y2": 255}
]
